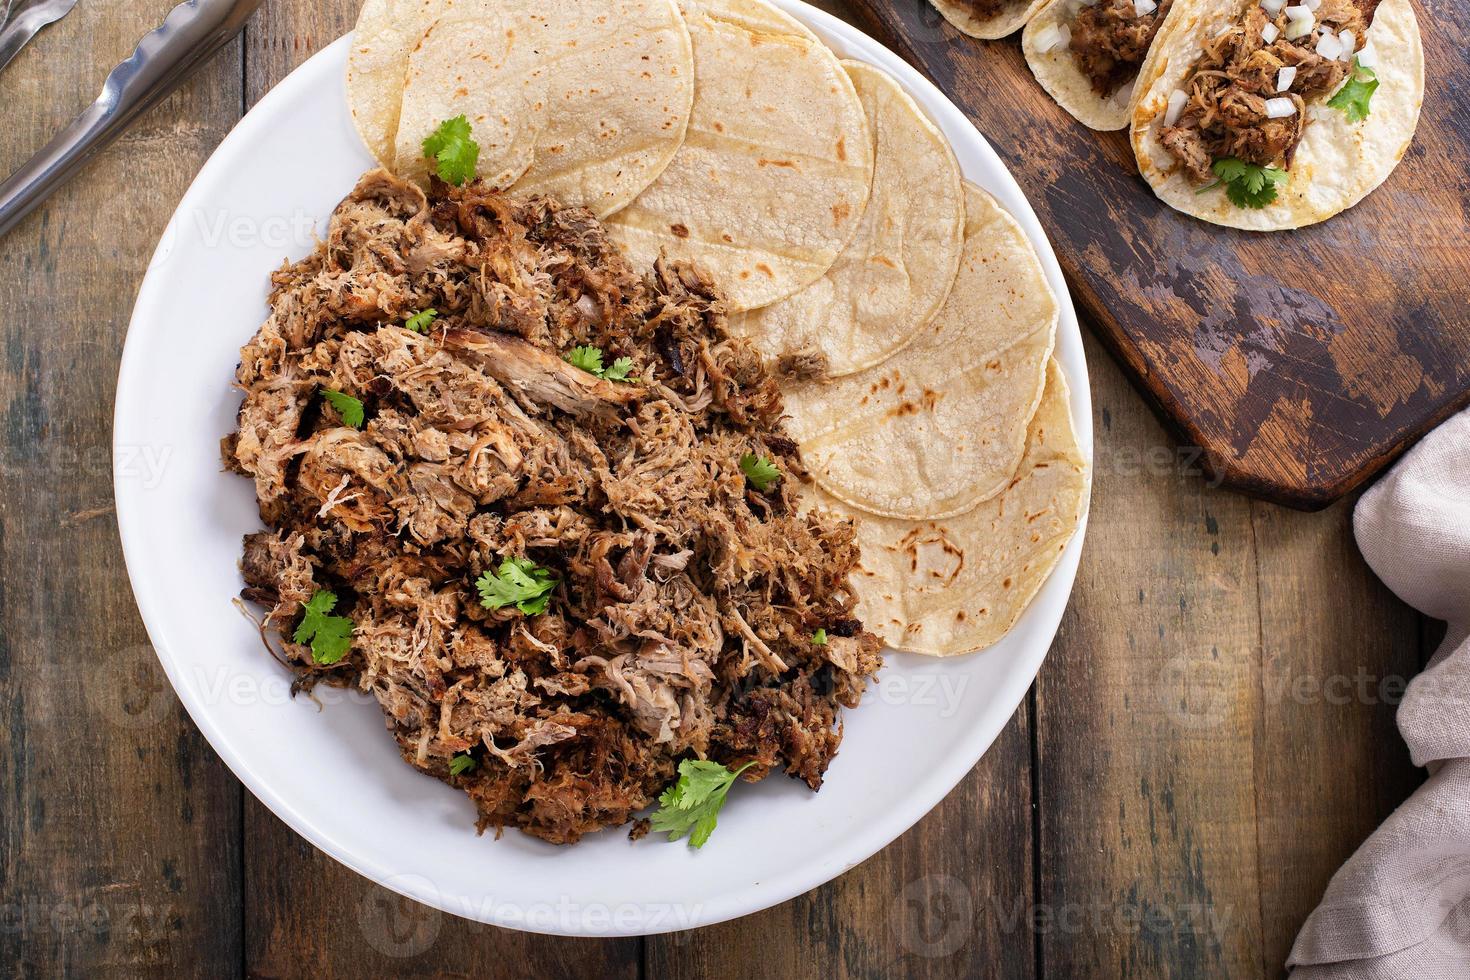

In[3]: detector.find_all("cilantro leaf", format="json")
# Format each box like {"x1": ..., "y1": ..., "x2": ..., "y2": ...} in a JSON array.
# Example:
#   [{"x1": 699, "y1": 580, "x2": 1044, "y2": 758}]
[
  {"x1": 449, "y1": 753, "x2": 477, "y2": 776},
  {"x1": 422, "y1": 115, "x2": 480, "y2": 186},
  {"x1": 564, "y1": 345, "x2": 636, "y2": 383},
  {"x1": 321, "y1": 389, "x2": 364, "y2": 429},
  {"x1": 293, "y1": 590, "x2": 354, "y2": 664},
  {"x1": 1211, "y1": 157, "x2": 1288, "y2": 210},
  {"x1": 405, "y1": 309, "x2": 438, "y2": 333},
  {"x1": 649, "y1": 759, "x2": 756, "y2": 848},
  {"x1": 739, "y1": 453, "x2": 780, "y2": 492},
  {"x1": 602, "y1": 356, "x2": 635, "y2": 383},
  {"x1": 1328, "y1": 60, "x2": 1379, "y2": 123},
  {"x1": 812, "y1": 628, "x2": 828, "y2": 646},
  {"x1": 476, "y1": 557, "x2": 558, "y2": 615},
  {"x1": 565, "y1": 344, "x2": 606, "y2": 376}
]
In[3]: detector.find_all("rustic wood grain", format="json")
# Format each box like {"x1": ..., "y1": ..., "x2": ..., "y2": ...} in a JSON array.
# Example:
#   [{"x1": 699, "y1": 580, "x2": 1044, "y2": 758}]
[
  {"x1": 1037, "y1": 333, "x2": 1267, "y2": 977},
  {"x1": 0, "y1": 0, "x2": 1441, "y2": 977},
  {"x1": 843, "y1": 0, "x2": 1470, "y2": 509},
  {"x1": 0, "y1": 1, "x2": 246, "y2": 977},
  {"x1": 1249, "y1": 500, "x2": 1423, "y2": 970},
  {"x1": 647, "y1": 706, "x2": 1035, "y2": 980}
]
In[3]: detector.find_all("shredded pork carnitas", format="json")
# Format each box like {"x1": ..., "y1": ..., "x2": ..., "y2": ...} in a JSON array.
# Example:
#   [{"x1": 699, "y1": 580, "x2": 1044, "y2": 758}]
[
  {"x1": 222, "y1": 170, "x2": 883, "y2": 844},
  {"x1": 1070, "y1": 0, "x2": 1174, "y2": 96},
  {"x1": 1159, "y1": 0, "x2": 1378, "y2": 181}
]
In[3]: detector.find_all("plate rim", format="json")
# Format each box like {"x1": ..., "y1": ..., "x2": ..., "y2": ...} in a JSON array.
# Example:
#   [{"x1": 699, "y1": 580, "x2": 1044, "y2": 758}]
[{"x1": 113, "y1": 0, "x2": 1091, "y2": 937}]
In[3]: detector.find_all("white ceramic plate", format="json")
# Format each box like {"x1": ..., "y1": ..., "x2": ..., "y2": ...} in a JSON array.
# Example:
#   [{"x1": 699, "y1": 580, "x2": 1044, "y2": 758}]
[{"x1": 113, "y1": 0, "x2": 1090, "y2": 937}]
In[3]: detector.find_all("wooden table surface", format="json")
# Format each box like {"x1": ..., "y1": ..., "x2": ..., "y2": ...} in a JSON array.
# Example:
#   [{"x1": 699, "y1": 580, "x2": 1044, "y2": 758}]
[{"x1": 0, "y1": 0, "x2": 1437, "y2": 976}]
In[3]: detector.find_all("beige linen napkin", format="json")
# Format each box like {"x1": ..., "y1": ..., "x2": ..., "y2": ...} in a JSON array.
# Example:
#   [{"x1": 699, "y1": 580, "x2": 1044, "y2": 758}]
[{"x1": 1289, "y1": 408, "x2": 1470, "y2": 978}]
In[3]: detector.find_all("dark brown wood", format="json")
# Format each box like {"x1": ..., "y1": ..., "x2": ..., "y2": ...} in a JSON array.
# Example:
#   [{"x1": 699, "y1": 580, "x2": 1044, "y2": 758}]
[
  {"x1": 648, "y1": 705, "x2": 1035, "y2": 980},
  {"x1": 0, "y1": 0, "x2": 247, "y2": 977},
  {"x1": 1034, "y1": 334, "x2": 1428, "y2": 978},
  {"x1": 842, "y1": 0, "x2": 1470, "y2": 509}
]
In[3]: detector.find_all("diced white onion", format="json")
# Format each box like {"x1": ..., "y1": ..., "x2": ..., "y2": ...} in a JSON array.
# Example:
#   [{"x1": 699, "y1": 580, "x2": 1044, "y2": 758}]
[
  {"x1": 1264, "y1": 97, "x2": 1298, "y2": 118},
  {"x1": 1283, "y1": 4, "x2": 1311, "y2": 19},
  {"x1": 1276, "y1": 66, "x2": 1297, "y2": 90},
  {"x1": 1035, "y1": 22, "x2": 1071, "y2": 53},
  {"x1": 1356, "y1": 41, "x2": 1377, "y2": 68},
  {"x1": 1303, "y1": 0, "x2": 1321, "y2": 9},
  {"x1": 1337, "y1": 29, "x2": 1356, "y2": 59},
  {"x1": 1134, "y1": 0, "x2": 1157, "y2": 15},
  {"x1": 1164, "y1": 88, "x2": 1188, "y2": 126},
  {"x1": 1315, "y1": 31, "x2": 1343, "y2": 59},
  {"x1": 1262, "y1": 22, "x2": 1280, "y2": 42},
  {"x1": 1283, "y1": 8, "x2": 1315, "y2": 39},
  {"x1": 1260, "y1": 0, "x2": 1287, "y2": 15}
]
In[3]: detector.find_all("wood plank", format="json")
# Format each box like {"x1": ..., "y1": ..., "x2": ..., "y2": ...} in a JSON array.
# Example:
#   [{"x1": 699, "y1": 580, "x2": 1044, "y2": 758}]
[
  {"x1": 841, "y1": 0, "x2": 1470, "y2": 509},
  {"x1": 647, "y1": 705, "x2": 1035, "y2": 980},
  {"x1": 1036, "y1": 332, "x2": 1266, "y2": 977},
  {"x1": 0, "y1": 1, "x2": 246, "y2": 976},
  {"x1": 236, "y1": 4, "x2": 637, "y2": 974},
  {"x1": 243, "y1": 803, "x2": 642, "y2": 978},
  {"x1": 1249, "y1": 499, "x2": 1422, "y2": 974}
]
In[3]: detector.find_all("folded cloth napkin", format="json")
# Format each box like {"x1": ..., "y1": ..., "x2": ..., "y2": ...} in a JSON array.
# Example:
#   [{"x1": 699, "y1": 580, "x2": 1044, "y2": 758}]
[{"x1": 1289, "y1": 408, "x2": 1470, "y2": 978}]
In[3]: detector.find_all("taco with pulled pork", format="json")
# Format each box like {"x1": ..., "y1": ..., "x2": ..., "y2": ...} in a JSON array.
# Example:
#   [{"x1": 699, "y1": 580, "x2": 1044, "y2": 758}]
[
  {"x1": 1130, "y1": 0, "x2": 1422, "y2": 229},
  {"x1": 1024, "y1": 0, "x2": 1178, "y2": 131}
]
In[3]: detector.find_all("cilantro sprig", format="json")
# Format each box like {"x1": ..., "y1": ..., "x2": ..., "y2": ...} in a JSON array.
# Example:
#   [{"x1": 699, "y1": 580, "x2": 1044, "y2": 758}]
[
  {"x1": 1205, "y1": 157, "x2": 1289, "y2": 209},
  {"x1": 476, "y1": 557, "x2": 558, "y2": 615},
  {"x1": 293, "y1": 590, "x2": 354, "y2": 664},
  {"x1": 321, "y1": 389, "x2": 364, "y2": 429},
  {"x1": 422, "y1": 115, "x2": 480, "y2": 186},
  {"x1": 649, "y1": 759, "x2": 757, "y2": 848},
  {"x1": 449, "y1": 753, "x2": 477, "y2": 776},
  {"x1": 1328, "y1": 59, "x2": 1379, "y2": 122},
  {"x1": 405, "y1": 309, "x2": 438, "y2": 334},
  {"x1": 564, "y1": 345, "x2": 635, "y2": 383},
  {"x1": 739, "y1": 453, "x2": 780, "y2": 492},
  {"x1": 812, "y1": 628, "x2": 828, "y2": 646}
]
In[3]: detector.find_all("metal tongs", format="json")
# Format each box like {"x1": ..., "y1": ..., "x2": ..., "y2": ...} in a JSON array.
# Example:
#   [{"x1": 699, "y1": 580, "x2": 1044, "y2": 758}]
[{"x1": 0, "y1": 0, "x2": 263, "y2": 238}]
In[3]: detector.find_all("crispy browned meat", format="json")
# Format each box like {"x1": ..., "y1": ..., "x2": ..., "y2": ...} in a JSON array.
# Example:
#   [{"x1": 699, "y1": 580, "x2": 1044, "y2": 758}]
[
  {"x1": 1158, "y1": 0, "x2": 1373, "y2": 181},
  {"x1": 224, "y1": 170, "x2": 882, "y2": 845},
  {"x1": 442, "y1": 327, "x2": 642, "y2": 420},
  {"x1": 1069, "y1": 0, "x2": 1173, "y2": 96}
]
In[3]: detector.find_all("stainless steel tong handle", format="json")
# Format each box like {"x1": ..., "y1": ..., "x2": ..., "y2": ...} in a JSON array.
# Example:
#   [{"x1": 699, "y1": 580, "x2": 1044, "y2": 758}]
[{"x1": 0, "y1": 0, "x2": 264, "y2": 238}]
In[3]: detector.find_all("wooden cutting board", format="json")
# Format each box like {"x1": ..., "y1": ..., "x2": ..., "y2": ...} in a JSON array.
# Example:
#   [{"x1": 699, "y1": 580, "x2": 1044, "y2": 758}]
[{"x1": 843, "y1": 0, "x2": 1469, "y2": 509}]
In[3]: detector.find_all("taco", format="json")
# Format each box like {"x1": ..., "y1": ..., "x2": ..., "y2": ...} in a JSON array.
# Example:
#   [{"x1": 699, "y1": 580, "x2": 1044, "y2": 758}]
[
  {"x1": 930, "y1": 0, "x2": 1053, "y2": 41},
  {"x1": 1130, "y1": 0, "x2": 1423, "y2": 229},
  {"x1": 1023, "y1": 0, "x2": 1178, "y2": 131}
]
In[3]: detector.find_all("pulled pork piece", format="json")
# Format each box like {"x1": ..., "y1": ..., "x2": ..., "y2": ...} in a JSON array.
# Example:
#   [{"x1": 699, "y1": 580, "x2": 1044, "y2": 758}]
[
  {"x1": 1158, "y1": 0, "x2": 1377, "y2": 182},
  {"x1": 225, "y1": 169, "x2": 883, "y2": 845},
  {"x1": 1070, "y1": 0, "x2": 1173, "y2": 96}
]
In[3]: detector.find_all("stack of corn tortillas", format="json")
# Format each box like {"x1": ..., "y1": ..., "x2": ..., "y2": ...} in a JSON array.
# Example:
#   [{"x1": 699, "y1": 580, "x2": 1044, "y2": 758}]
[{"x1": 343, "y1": 0, "x2": 1090, "y2": 656}]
